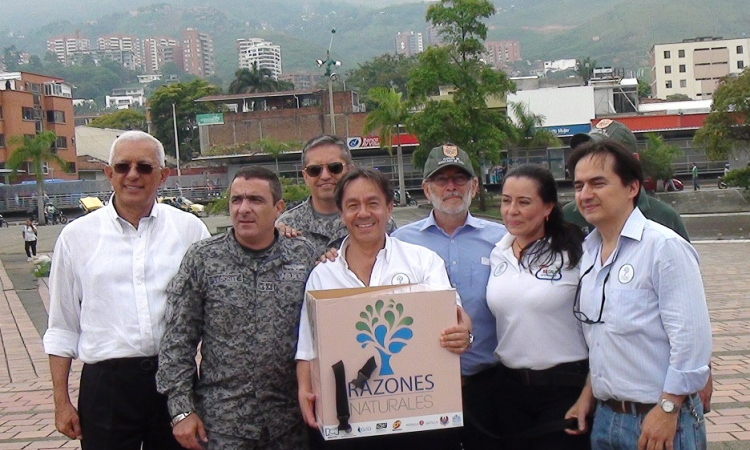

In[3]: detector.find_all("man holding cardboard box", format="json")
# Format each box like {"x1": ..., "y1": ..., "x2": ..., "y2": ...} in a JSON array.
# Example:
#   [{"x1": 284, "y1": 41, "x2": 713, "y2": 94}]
[
  {"x1": 157, "y1": 167, "x2": 318, "y2": 450},
  {"x1": 296, "y1": 167, "x2": 471, "y2": 450},
  {"x1": 392, "y1": 144, "x2": 508, "y2": 450}
]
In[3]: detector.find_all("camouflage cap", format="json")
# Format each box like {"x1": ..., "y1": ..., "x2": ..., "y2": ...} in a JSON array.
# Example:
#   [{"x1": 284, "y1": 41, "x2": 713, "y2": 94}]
[
  {"x1": 569, "y1": 119, "x2": 638, "y2": 153},
  {"x1": 423, "y1": 144, "x2": 476, "y2": 179}
]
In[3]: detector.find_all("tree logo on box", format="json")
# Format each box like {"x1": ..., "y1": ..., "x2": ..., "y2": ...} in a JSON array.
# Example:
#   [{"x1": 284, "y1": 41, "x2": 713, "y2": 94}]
[{"x1": 355, "y1": 299, "x2": 413, "y2": 376}]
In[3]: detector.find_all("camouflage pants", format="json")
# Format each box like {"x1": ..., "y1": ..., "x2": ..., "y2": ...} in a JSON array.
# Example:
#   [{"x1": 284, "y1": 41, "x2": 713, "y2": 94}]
[{"x1": 206, "y1": 424, "x2": 308, "y2": 450}]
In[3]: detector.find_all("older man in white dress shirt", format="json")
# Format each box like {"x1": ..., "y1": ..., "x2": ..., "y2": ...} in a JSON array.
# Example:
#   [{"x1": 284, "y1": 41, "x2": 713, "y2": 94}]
[{"x1": 43, "y1": 131, "x2": 210, "y2": 450}]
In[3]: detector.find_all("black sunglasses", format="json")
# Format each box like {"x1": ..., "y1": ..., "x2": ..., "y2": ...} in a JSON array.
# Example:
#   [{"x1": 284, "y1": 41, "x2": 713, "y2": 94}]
[
  {"x1": 112, "y1": 163, "x2": 158, "y2": 175},
  {"x1": 573, "y1": 264, "x2": 610, "y2": 325},
  {"x1": 304, "y1": 162, "x2": 344, "y2": 177}
]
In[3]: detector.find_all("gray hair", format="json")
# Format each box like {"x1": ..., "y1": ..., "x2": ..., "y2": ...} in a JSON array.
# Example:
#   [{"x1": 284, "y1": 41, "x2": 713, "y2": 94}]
[
  {"x1": 108, "y1": 131, "x2": 166, "y2": 166},
  {"x1": 301, "y1": 135, "x2": 353, "y2": 166}
]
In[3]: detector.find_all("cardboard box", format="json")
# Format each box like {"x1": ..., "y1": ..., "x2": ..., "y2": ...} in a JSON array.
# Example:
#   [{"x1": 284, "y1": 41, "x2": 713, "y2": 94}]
[{"x1": 306, "y1": 284, "x2": 463, "y2": 440}]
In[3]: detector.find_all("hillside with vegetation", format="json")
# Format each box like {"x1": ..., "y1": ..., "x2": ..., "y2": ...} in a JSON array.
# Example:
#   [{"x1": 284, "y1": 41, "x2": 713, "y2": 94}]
[{"x1": 1, "y1": 0, "x2": 748, "y2": 88}]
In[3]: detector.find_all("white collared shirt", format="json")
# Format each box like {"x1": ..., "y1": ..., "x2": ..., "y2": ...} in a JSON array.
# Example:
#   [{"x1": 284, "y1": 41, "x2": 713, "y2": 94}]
[
  {"x1": 43, "y1": 199, "x2": 210, "y2": 363},
  {"x1": 486, "y1": 234, "x2": 587, "y2": 370},
  {"x1": 295, "y1": 234, "x2": 458, "y2": 360},
  {"x1": 580, "y1": 208, "x2": 711, "y2": 403}
]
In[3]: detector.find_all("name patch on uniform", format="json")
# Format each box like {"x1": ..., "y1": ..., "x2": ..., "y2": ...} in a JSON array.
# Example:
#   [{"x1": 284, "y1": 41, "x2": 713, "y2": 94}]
[
  {"x1": 535, "y1": 265, "x2": 562, "y2": 281},
  {"x1": 493, "y1": 262, "x2": 508, "y2": 277},
  {"x1": 258, "y1": 281, "x2": 275, "y2": 292},
  {"x1": 208, "y1": 274, "x2": 243, "y2": 285},
  {"x1": 280, "y1": 264, "x2": 309, "y2": 282}
]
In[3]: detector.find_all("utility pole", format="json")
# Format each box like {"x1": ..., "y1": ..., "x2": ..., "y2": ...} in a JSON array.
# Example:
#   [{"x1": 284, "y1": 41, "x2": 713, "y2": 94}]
[{"x1": 317, "y1": 29, "x2": 341, "y2": 135}]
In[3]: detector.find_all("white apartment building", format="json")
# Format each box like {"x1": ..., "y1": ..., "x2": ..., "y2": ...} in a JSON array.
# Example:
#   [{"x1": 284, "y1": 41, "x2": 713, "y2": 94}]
[
  {"x1": 650, "y1": 36, "x2": 750, "y2": 100},
  {"x1": 395, "y1": 31, "x2": 423, "y2": 57},
  {"x1": 97, "y1": 34, "x2": 142, "y2": 70},
  {"x1": 237, "y1": 38, "x2": 282, "y2": 79},
  {"x1": 46, "y1": 35, "x2": 91, "y2": 65}
]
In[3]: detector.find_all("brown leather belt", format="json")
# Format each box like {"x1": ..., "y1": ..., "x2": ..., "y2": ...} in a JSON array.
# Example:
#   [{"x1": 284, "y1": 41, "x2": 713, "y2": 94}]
[{"x1": 602, "y1": 399, "x2": 656, "y2": 415}]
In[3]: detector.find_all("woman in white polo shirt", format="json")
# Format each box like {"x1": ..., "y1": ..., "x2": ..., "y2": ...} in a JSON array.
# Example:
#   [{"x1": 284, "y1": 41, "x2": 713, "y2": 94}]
[{"x1": 486, "y1": 164, "x2": 589, "y2": 450}]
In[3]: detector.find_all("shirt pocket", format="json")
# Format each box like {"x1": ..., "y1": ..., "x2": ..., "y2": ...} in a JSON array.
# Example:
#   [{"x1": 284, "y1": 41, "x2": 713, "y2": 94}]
[{"x1": 605, "y1": 288, "x2": 651, "y2": 335}]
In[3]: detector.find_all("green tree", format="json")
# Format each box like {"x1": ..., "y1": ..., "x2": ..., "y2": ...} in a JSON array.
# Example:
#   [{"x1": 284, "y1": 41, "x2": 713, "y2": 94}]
[
  {"x1": 5, "y1": 132, "x2": 69, "y2": 223},
  {"x1": 89, "y1": 109, "x2": 147, "y2": 131},
  {"x1": 575, "y1": 57, "x2": 597, "y2": 84},
  {"x1": 149, "y1": 80, "x2": 220, "y2": 161},
  {"x1": 406, "y1": 0, "x2": 515, "y2": 211},
  {"x1": 637, "y1": 78, "x2": 652, "y2": 99},
  {"x1": 26, "y1": 55, "x2": 44, "y2": 72},
  {"x1": 362, "y1": 87, "x2": 410, "y2": 206},
  {"x1": 228, "y1": 64, "x2": 277, "y2": 94},
  {"x1": 694, "y1": 70, "x2": 750, "y2": 160},
  {"x1": 639, "y1": 133, "x2": 683, "y2": 185},
  {"x1": 345, "y1": 54, "x2": 419, "y2": 109},
  {"x1": 508, "y1": 102, "x2": 561, "y2": 160},
  {"x1": 2, "y1": 46, "x2": 21, "y2": 71},
  {"x1": 256, "y1": 137, "x2": 293, "y2": 174},
  {"x1": 723, "y1": 167, "x2": 750, "y2": 190}
]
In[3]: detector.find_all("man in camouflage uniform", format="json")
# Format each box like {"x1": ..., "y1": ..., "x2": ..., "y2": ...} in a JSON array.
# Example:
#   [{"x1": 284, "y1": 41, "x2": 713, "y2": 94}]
[
  {"x1": 157, "y1": 166, "x2": 317, "y2": 450},
  {"x1": 277, "y1": 135, "x2": 395, "y2": 256}
]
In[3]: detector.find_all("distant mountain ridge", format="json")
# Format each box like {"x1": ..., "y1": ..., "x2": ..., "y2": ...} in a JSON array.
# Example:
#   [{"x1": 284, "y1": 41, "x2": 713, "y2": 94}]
[{"x1": 1, "y1": 0, "x2": 748, "y2": 84}]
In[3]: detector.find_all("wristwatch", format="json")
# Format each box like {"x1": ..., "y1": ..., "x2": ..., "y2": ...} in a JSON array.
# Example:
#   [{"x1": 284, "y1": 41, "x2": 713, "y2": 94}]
[
  {"x1": 171, "y1": 411, "x2": 193, "y2": 427},
  {"x1": 659, "y1": 398, "x2": 677, "y2": 413}
]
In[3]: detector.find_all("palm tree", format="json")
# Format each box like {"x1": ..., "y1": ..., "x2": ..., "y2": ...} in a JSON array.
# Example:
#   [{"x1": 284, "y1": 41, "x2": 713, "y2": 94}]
[
  {"x1": 6, "y1": 131, "x2": 70, "y2": 224},
  {"x1": 363, "y1": 87, "x2": 410, "y2": 206},
  {"x1": 575, "y1": 57, "x2": 597, "y2": 84},
  {"x1": 228, "y1": 63, "x2": 278, "y2": 94},
  {"x1": 508, "y1": 102, "x2": 561, "y2": 162}
]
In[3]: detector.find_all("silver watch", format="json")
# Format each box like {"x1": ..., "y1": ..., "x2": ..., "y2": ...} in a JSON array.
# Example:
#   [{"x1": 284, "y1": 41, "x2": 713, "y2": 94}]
[
  {"x1": 171, "y1": 411, "x2": 193, "y2": 427},
  {"x1": 659, "y1": 399, "x2": 677, "y2": 413}
]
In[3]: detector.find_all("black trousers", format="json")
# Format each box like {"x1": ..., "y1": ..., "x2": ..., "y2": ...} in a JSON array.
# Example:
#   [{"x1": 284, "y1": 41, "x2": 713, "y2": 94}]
[
  {"x1": 461, "y1": 366, "x2": 502, "y2": 450},
  {"x1": 78, "y1": 357, "x2": 182, "y2": 450},
  {"x1": 24, "y1": 240, "x2": 37, "y2": 257},
  {"x1": 492, "y1": 361, "x2": 591, "y2": 450}
]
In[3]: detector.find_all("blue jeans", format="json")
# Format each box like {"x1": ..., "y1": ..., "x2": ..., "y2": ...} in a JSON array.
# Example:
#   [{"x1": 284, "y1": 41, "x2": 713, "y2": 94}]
[{"x1": 591, "y1": 396, "x2": 706, "y2": 450}]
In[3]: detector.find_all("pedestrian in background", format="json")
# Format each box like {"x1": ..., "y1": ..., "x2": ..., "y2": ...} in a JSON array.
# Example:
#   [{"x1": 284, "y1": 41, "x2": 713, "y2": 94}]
[
  {"x1": 23, "y1": 219, "x2": 38, "y2": 261},
  {"x1": 692, "y1": 163, "x2": 701, "y2": 190}
]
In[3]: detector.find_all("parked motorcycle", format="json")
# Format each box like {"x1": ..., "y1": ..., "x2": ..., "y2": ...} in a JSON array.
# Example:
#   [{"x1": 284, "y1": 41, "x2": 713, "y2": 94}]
[
  {"x1": 718, "y1": 176, "x2": 728, "y2": 189},
  {"x1": 0, "y1": 214, "x2": 8, "y2": 228},
  {"x1": 393, "y1": 189, "x2": 417, "y2": 206}
]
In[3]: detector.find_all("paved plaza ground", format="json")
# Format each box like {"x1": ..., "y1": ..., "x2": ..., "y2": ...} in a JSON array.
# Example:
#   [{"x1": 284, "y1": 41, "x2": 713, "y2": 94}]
[{"x1": 0, "y1": 207, "x2": 749, "y2": 449}]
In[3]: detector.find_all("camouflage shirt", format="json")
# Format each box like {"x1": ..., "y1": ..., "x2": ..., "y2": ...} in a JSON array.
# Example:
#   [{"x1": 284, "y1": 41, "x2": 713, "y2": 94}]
[
  {"x1": 278, "y1": 196, "x2": 397, "y2": 256},
  {"x1": 156, "y1": 230, "x2": 316, "y2": 440}
]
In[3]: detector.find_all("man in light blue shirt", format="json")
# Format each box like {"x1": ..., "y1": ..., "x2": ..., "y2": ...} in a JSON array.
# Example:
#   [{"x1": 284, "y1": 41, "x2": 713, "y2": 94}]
[
  {"x1": 564, "y1": 138, "x2": 711, "y2": 450},
  {"x1": 393, "y1": 144, "x2": 507, "y2": 450}
]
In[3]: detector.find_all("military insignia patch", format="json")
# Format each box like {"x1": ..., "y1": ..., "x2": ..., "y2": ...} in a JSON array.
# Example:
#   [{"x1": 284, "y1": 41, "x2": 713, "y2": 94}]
[
  {"x1": 596, "y1": 119, "x2": 613, "y2": 129},
  {"x1": 443, "y1": 145, "x2": 458, "y2": 158}
]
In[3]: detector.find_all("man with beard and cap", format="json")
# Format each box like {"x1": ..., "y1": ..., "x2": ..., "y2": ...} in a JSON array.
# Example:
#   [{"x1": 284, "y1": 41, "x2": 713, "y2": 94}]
[{"x1": 392, "y1": 144, "x2": 508, "y2": 450}]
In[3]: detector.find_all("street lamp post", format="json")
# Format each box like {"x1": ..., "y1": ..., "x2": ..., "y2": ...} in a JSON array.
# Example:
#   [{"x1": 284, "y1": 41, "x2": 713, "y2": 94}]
[
  {"x1": 316, "y1": 29, "x2": 341, "y2": 135},
  {"x1": 171, "y1": 102, "x2": 182, "y2": 177}
]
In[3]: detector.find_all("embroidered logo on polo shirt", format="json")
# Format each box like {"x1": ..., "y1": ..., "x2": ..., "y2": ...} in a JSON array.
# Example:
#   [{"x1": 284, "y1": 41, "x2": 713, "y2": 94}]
[
  {"x1": 618, "y1": 264, "x2": 634, "y2": 284},
  {"x1": 493, "y1": 262, "x2": 508, "y2": 277},
  {"x1": 535, "y1": 265, "x2": 562, "y2": 281}
]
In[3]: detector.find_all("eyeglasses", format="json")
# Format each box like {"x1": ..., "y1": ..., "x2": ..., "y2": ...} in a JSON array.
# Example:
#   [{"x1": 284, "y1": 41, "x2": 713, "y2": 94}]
[
  {"x1": 430, "y1": 174, "x2": 470, "y2": 187},
  {"x1": 573, "y1": 264, "x2": 610, "y2": 325},
  {"x1": 112, "y1": 163, "x2": 158, "y2": 175},
  {"x1": 304, "y1": 162, "x2": 345, "y2": 177}
]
